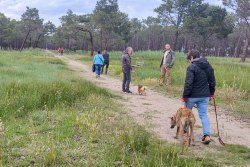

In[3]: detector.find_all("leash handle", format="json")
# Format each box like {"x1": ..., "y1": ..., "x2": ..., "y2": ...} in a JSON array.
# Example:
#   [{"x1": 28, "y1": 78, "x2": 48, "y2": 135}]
[
  {"x1": 213, "y1": 98, "x2": 220, "y2": 136},
  {"x1": 213, "y1": 98, "x2": 226, "y2": 145}
]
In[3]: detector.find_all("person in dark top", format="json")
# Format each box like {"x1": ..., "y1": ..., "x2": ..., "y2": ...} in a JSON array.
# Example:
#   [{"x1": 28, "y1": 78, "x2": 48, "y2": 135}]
[
  {"x1": 121, "y1": 47, "x2": 133, "y2": 93},
  {"x1": 101, "y1": 50, "x2": 110, "y2": 74},
  {"x1": 182, "y1": 50, "x2": 216, "y2": 144},
  {"x1": 61, "y1": 47, "x2": 64, "y2": 56}
]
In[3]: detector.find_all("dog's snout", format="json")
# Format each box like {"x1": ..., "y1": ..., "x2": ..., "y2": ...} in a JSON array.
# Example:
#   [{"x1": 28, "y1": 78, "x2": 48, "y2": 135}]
[{"x1": 170, "y1": 125, "x2": 175, "y2": 129}]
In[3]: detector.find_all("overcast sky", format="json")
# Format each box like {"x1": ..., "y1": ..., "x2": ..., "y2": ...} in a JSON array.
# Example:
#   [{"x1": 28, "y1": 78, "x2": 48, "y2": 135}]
[{"x1": 0, "y1": 0, "x2": 223, "y2": 26}]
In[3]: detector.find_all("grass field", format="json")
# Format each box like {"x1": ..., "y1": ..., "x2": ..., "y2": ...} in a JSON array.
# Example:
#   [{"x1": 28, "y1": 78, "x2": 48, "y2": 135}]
[
  {"x1": 75, "y1": 50, "x2": 250, "y2": 118},
  {"x1": 0, "y1": 49, "x2": 249, "y2": 166}
]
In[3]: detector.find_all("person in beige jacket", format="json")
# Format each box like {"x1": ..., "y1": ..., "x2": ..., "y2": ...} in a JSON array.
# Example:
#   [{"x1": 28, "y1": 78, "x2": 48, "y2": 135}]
[{"x1": 160, "y1": 44, "x2": 175, "y2": 85}]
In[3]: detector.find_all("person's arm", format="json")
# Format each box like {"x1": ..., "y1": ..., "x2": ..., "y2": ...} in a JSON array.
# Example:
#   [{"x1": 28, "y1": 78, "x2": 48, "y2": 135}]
[
  {"x1": 208, "y1": 67, "x2": 216, "y2": 96},
  {"x1": 183, "y1": 66, "x2": 194, "y2": 98},
  {"x1": 169, "y1": 52, "x2": 175, "y2": 68},
  {"x1": 125, "y1": 55, "x2": 132, "y2": 70},
  {"x1": 160, "y1": 56, "x2": 163, "y2": 68},
  {"x1": 101, "y1": 55, "x2": 104, "y2": 64}
]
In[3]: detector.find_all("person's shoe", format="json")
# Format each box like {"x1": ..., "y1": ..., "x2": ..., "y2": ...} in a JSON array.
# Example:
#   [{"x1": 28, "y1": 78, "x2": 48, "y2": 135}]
[
  {"x1": 122, "y1": 89, "x2": 126, "y2": 93},
  {"x1": 126, "y1": 90, "x2": 132, "y2": 94},
  {"x1": 202, "y1": 135, "x2": 211, "y2": 144}
]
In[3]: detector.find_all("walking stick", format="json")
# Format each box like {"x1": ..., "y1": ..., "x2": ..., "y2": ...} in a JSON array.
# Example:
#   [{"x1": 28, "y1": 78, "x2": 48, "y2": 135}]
[{"x1": 213, "y1": 98, "x2": 226, "y2": 146}]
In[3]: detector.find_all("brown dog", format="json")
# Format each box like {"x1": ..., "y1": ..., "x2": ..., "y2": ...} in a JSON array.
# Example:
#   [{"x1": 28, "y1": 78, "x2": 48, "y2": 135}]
[
  {"x1": 170, "y1": 108, "x2": 196, "y2": 147},
  {"x1": 138, "y1": 84, "x2": 146, "y2": 95}
]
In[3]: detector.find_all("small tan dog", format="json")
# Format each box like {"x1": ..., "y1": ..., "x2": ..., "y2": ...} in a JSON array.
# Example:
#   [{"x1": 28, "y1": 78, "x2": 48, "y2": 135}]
[
  {"x1": 170, "y1": 107, "x2": 196, "y2": 147},
  {"x1": 138, "y1": 84, "x2": 146, "y2": 95}
]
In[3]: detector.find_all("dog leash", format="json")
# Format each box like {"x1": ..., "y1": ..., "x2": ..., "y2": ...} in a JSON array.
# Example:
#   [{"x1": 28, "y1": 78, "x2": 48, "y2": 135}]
[{"x1": 213, "y1": 98, "x2": 226, "y2": 146}]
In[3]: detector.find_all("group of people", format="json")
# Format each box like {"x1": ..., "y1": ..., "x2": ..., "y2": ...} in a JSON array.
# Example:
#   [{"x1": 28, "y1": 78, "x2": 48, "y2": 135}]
[
  {"x1": 57, "y1": 47, "x2": 64, "y2": 56},
  {"x1": 93, "y1": 50, "x2": 109, "y2": 78},
  {"x1": 120, "y1": 44, "x2": 215, "y2": 144},
  {"x1": 93, "y1": 44, "x2": 216, "y2": 144}
]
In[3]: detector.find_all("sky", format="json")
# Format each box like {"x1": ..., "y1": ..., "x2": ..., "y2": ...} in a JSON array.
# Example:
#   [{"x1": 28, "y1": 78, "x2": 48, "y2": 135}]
[{"x1": 0, "y1": 0, "x2": 223, "y2": 26}]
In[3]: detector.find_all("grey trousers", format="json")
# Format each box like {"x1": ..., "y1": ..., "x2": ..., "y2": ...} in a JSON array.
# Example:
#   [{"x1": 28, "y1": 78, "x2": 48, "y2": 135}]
[{"x1": 122, "y1": 70, "x2": 131, "y2": 91}]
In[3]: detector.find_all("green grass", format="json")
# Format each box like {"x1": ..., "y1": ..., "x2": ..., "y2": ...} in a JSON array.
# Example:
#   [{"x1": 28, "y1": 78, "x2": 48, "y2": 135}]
[
  {"x1": 1, "y1": 49, "x2": 249, "y2": 166},
  {"x1": 75, "y1": 50, "x2": 250, "y2": 118},
  {"x1": 0, "y1": 49, "x2": 223, "y2": 166}
]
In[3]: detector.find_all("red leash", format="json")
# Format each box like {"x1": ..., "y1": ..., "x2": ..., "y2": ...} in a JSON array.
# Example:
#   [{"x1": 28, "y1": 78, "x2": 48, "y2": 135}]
[{"x1": 213, "y1": 98, "x2": 226, "y2": 146}]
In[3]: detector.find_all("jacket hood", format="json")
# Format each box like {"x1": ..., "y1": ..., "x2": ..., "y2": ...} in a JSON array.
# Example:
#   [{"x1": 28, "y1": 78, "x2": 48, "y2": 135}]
[{"x1": 192, "y1": 57, "x2": 210, "y2": 70}]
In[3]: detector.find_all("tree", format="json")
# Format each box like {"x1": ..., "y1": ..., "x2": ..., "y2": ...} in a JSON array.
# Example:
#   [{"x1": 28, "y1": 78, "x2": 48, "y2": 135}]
[
  {"x1": 41, "y1": 21, "x2": 56, "y2": 49},
  {"x1": 19, "y1": 7, "x2": 43, "y2": 51},
  {"x1": 93, "y1": 0, "x2": 131, "y2": 50},
  {"x1": 155, "y1": 0, "x2": 203, "y2": 51},
  {"x1": 223, "y1": 0, "x2": 250, "y2": 61},
  {"x1": 184, "y1": 4, "x2": 234, "y2": 55},
  {"x1": 59, "y1": 9, "x2": 79, "y2": 50},
  {"x1": 77, "y1": 14, "x2": 94, "y2": 56},
  {"x1": 0, "y1": 13, "x2": 10, "y2": 49}
]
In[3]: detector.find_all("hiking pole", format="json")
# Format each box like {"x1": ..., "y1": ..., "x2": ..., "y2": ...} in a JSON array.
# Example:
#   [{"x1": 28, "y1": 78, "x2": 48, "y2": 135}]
[{"x1": 213, "y1": 98, "x2": 226, "y2": 146}]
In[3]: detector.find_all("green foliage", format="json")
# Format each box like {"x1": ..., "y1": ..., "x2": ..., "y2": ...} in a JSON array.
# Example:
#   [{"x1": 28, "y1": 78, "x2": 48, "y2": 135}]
[
  {"x1": 93, "y1": 0, "x2": 132, "y2": 44},
  {"x1": 21, "y1": 7, "x2": 43, "y2": 32},
  {"x1": 184, "y1": 4, "x2": 234, "y2": 46}
]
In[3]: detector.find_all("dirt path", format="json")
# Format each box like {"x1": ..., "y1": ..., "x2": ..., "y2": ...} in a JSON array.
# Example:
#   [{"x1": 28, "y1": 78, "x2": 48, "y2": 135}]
[{"x1": 54, "y1": 53, "x2": 250, "y2": 149}]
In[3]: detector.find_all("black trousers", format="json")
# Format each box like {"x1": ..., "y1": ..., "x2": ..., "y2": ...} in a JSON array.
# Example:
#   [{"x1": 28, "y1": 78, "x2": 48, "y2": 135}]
[{"x1": 101, "y1": 62, "x2": 109, "y2": 74}]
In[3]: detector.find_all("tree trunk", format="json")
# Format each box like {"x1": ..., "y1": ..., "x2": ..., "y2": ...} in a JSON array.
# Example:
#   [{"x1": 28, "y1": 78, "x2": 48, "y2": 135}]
[
  {"x1": 20, "y1": 30, "x2": 31, "y2": 52},
  {"x1": 172, "y1": 30, "x2": 179, "y2": 51},
  {"x1": 67, "y1": 36, "x2": 70, "y2": 50},
  {"x1": 241, "y1": 37, "x2": 249, "y2": 62},
  {"x1": 100, "y1": 29, "x2": 103, "y2": 51},
  {"x1": 77, "y1": 27, "x2": 94, "y2": 56},
  {"x1": 34, "y1": 34, "x2": 42, "y2": 48},
  {"x1": 234, "y1": 36, "x2": 242, "y2": 57},
  {"x1": 0, "y1": 38, "x2": 2, "y2": 50},
  {"x1": 28, "y1": 37, "x2": 32, "y2": 48},
  {"x1": 147, "y1": 34, "x2": 150, "y2": 50}
]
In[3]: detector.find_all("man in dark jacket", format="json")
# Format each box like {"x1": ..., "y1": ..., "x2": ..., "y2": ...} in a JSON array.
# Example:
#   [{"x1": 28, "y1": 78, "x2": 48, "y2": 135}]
[
  {"x1": 182, "y1": 50, "x2": 216, "y2": 144},
  {"x1": 101, "y1": 50, "x2": 110, "y2": 74},
  {"x1": 121, "y1": 47, "x2": 133, "y2": 93},
  {"x1": 160, "y1": 44, "x2": 175, "y2": 85}
]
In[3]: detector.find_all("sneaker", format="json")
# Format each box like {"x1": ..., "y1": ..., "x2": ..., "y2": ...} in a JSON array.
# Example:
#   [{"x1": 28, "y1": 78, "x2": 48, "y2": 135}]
[
  {"x1": 202, "y1": 135, "x2": 211, "y2": 144},
  {"x1": 122, "y1": 89, "x2": 126, "y2": 93},
  {"x1": 126, "y1": 90, "x2": 132, "y2": 94}
]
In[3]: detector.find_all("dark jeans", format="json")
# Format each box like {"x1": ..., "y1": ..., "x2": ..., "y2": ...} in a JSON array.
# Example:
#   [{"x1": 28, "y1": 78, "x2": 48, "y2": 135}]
[
  {"x1": 101, "y1": 62, "x2": 109, "y2": 74},
  {"x1": 95, "y1": 64, "x2": 102, "y2": 76},
  {"x1": 122, "y1": 70, "x2": 131, "y2": 91}
]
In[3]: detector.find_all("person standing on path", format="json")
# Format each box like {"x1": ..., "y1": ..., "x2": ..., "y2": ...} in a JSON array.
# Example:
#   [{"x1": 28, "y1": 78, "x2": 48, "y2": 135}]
[
  {"x1": 61, "y1": 47, "x2": 64, "y2": 56},
  {"x1": 182, "y1": 50, "x2": 216, "y2": 144},
  {"x1": 93, "y1": 51, "x2": 104, "y2": 78},
  {"x1": 159, "y1": 44, "x2": 175, "y2": 85},
  {"x1": 101, "y1": 50, "x2": 110, "y2": 74},
  {"x1": 57, "y1": 47, "x2": 61, "y2": 56},
  {"x1": 121, "y1": 47, "x2": 133, "y2": 93}
]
